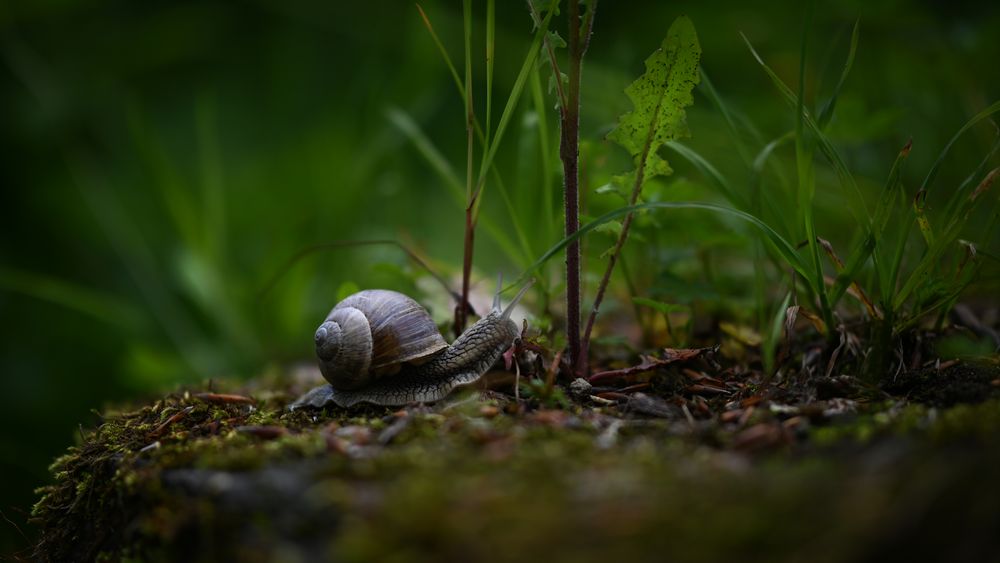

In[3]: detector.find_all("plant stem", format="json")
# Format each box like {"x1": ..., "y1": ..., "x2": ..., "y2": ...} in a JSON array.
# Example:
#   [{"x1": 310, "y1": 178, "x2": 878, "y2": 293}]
[
  {"x1": 457, "y1": 203, "x2": 476, "y2": 336},
  {"x1": 559, "y1": 0, "x2": 596, "y2": 376},
  {"x1": 456, "y1": 0, "x2": 476, "y2": 335}
]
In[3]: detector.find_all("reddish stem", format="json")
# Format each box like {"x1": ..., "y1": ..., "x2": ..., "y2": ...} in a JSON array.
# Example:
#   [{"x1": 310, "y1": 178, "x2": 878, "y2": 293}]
[{"x1": 560, "y1": 0, "x2": 597, "y2": 377}]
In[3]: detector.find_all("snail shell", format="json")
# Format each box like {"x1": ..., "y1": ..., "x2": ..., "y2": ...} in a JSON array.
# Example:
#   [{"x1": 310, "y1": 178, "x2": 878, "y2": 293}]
[
  {"x1": 292, "y1": 282, "x2": 530, "y2": 409},
  {"x1": 314, "y1": 290, "x2": 449, "y2": 390}
]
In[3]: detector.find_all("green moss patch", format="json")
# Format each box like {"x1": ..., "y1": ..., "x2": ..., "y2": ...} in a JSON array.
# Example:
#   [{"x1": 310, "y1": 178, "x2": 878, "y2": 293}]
[{"x1": 31, "y1": 367, "x2": 1000, "y2": 562}]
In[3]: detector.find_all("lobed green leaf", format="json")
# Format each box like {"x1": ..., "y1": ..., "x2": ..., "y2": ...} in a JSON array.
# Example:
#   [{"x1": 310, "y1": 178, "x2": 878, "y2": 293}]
[{"x1": 607, "y1": 16, "x2": 701, "y2": 182}]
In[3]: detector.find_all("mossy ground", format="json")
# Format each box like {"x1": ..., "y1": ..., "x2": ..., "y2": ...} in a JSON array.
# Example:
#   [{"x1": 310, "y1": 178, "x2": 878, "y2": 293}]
[{"x1": 29, "y1": 361, "x2": 1000, "y2": 562}]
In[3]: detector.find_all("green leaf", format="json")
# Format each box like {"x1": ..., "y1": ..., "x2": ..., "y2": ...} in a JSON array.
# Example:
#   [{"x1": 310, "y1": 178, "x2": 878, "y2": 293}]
[
  {"x1": 762, "y1": 291, "x2": 794, "y2": 374},
  {"x1": 547, "y1": 30, "x2": 566, "y2": 48},
  {"x1": 529, "y1": 0, "x2": 560, "y2": 21},
  {"x1": 547, "y1": 72, "x2": 568, "y2": 97},
  {"x1": 607, "y1": 16, "x2": 701, "y2": 183}
]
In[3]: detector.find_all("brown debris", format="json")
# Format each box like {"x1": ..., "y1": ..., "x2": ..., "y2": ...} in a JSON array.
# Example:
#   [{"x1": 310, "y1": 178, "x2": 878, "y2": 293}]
[
  {"x1": 149, "y1": 406, "x2": 194, "y2": 439},
  {"x1": 193, "y1": 392, "x2": 255, "y2": 404},
  {"x1": 588, "y1": 346, "x2": 718, "y2": 384},
  {"x1": 685, "y1": 384, "x2": 731, "y2": 396}
]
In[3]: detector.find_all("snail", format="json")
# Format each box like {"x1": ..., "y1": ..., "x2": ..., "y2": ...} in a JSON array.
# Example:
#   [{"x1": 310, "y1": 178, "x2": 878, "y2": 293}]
[{"x1": 290, "y1": 279, "x2": 531, "y2": 409}]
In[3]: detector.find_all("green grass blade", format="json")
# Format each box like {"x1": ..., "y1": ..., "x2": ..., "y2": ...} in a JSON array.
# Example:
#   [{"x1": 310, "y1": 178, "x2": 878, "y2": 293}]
[
  {"x1": 940, "y1": 129, "x2": 1000, "y2": 227},
  {"x1": 817, "y1": 20, "x2": 859, "y2": 129},
  {"x1": 892, "y1": 103, "x2": 1000, "y2": 310},
  {"x1": 794, "y1": 0, "x2": 835, "y2": 333},
  {"x1": 830, "y1": 141, "x2": 910, "y2": 306},
  {"x1": 894, "y1": 230, "x2": 965, "y2": 312},
  {"x1": 827, "y1": 233, "x2": 875, "y2": 307},
  {"x1": 886, "y1": 104, "x2": 1000, "y2": 306},
  {"x1": 912, "y1": 189, "x2": 935, "y2": 246},
  {"x1": 763, "y1": 291, "x2": 794, "y2": 374},
  {"x1": 475, "y1": 0, "x2": 558, "y2": 191},
  {"x1": 751, "y1": 132, "x2": 793, "y2": 182},
  {"x1": 415, "y1": 4, "x2": 464, "y2": 98},
  {"x1": 897, "y1": 168, "x2": 1000, "y2": 306},
  {"x1": 919, "y1": 100, "x2": 1000, "y2": 193},
  {"x1": 872, "y1": 141, "x2": 911, "y2": 239},
  {"x1": 698, "y1": 69, "x2": 752, "y2": 167},
  {"x1": 485, "y1": 0, "x2": 495, "y2": 146},
  {"x1": 416, "y1": 0, "x2": 548, "y2": 258},
  {"x1": 463, "y1": 0, "x2": 474, "y2": 203},
  {"x1": 530, "y1": 67, "x2": 556, "y2": 245},
  {"x1": 385, "y1": 107, "x2": 525, "y2": 265},
  {"x1": 385, "y1": 107, "x2": 465, "y2": 204},
  {"x1": 492, "y1": 171, "x2": 535, "y2": 267},
  {"x1": 664, "y1": 141, "x2": 746, "y2": 209},
  {"x1": 512, "y1": 201, "x2": 812, "y2": 288},
  {"x1": 749, "y1": 132, "x2": 796, "y2": 234},
  {"x1": 742, "y1": 33, "x2": 869, "y2": 224}
]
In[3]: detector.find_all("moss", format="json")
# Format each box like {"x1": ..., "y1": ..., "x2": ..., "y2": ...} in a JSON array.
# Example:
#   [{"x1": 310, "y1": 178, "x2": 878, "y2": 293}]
[{"x1": 30, "y1": 371, "x2": 1000, "y2": 562}]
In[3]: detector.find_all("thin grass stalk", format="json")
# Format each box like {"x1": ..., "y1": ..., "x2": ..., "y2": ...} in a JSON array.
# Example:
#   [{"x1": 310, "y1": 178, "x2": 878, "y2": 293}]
[
  {"x1": 485, "y1": 0, "x2": 495, "y2": 148},
  {"x1": 412, "y1": 3, "x2": 556, "y2": 274},
  {"x1": 530, "y1": 68, "x2": 557, "y2": 250},
  {"x1": 794, "y1": 0, "x2": 836, "y2": 340}
]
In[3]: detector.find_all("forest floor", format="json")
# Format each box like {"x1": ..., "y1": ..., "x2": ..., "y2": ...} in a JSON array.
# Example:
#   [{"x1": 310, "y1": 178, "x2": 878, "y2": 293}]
[{"x1": 27, "y1": 332, "x2": 1000, "y2": 562}]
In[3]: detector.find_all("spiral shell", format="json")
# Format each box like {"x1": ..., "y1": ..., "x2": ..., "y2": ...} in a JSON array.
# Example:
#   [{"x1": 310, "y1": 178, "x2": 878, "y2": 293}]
[{"x1": 314, "y1": 290, "x2": 448, "y2": 390}]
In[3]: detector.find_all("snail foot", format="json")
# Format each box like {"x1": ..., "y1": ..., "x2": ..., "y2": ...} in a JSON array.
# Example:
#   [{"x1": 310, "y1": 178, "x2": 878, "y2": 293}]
[{"x1": 288, "y1": 384, "x2": 336, "y2": 410}]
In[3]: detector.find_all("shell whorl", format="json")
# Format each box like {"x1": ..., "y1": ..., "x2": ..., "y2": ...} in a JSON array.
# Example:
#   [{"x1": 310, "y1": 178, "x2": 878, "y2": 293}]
[{"x1": 315, "y1": 307, "x2": 373, "y2": 390}]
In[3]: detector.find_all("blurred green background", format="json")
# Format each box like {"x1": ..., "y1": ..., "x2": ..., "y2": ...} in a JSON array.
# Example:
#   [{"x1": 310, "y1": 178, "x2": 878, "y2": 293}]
[{"x1": 1, "y1": 0, "x2": 998, "y2": 553}]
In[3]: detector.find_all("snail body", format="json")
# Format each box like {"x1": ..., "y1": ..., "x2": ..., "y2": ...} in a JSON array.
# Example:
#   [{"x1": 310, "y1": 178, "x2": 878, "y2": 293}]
[{"x1": 291, "y1": 283, "x2": 528, "y2": 409}]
